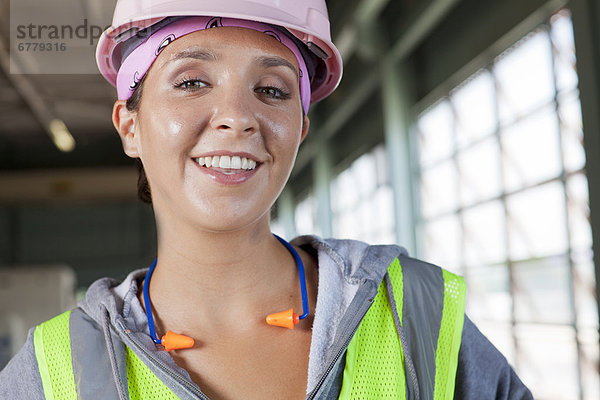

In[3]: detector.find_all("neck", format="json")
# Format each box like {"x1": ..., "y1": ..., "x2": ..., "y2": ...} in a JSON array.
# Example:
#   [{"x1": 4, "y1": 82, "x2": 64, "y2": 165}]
[{"x1": 145, "y1": 217, "x2": 302, "y2": 333}]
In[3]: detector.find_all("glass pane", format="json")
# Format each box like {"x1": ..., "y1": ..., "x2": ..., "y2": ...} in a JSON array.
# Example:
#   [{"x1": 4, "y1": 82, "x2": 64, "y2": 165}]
[
  {"x1": 457, "y1": 137, "x2": 502, "y2": 205},
  {"x1": 462, "y1": 200, "x2": 506, "y2": 266},
  {"x1": 559, "y1": 90, "x2": 586, "y2": 172},
  {"x1": 372, "y1": 185, "x2": 395, "y2": 234},
  {"x1": 551, "y1": 9, "x2": 579, "y2": 92},
  {"x1": 452, "y1": 69, "x2": 497, "y2": 147},
  {"x1": 512, "y1": 256, "x2": 572, "y2": 324},
  {"x1": 356, "y1": 198, "x2": 377, "y2": 240},
  {"x1": 333, "y1": 185, "x2": 393, "y2": 243},
  {"x1": 295, "y1": 194, "x2": 317, "y2": 236},
  {"x1": 373, "y1": 144, "x2": 389, "y2": 186},
  {"x1": 352, "y1": 152, "x2": 377, "y2": 198},
  {"x1": 331, "y1": 169, "x2": 357, "y2": 214},
  {"x1": 567, "y1": 173, "x2": 592, "y2": 251},
  {"x1": 573, "y1": 249, "x2": 598, "y2": 329},
  {"x1": 423, "y1": 215, "x2": 461, "y2": 272},
  {"x1": 501, "y1": 105, "x2": 562, "y2": 193},
  {"x1": 420, "y1": 160, "x2": 458, "y2": 218},
  {"x1": 331, "y1": 145, "x2": 393, "y2": 242},
  {"x1": 465, "y1": 264, "x2": 511, "y2": 323},
  {"x1": 516, "y1": 324, "x2": 579, "y2": 400},
  {"x1": 417, "y1": 99, "x2": 454, "y2": 166},
  {"x1": 495, "y1": 30, "x2": 555, "y2": 123},
  {"x1": 507, "y1": 182, "x2": 568, "y2": 260},
  {"x1": 333, "y1": 209, "x2": 357, "y2": 239}
]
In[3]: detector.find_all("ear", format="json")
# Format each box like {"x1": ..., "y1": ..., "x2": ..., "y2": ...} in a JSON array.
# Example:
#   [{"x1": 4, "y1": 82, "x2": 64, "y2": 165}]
[
  {"x1": 300, "y1": 115, "x2": 310, "y2": 143},
  {"x1": 112, "y1": 100, "x2": 141, "y2": 158}
]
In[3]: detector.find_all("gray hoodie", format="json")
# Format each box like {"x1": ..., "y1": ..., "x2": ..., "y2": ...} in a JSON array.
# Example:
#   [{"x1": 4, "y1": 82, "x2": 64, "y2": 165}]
[{"x1": 0, "y1": 236, "x2": 532, "y2": 399}]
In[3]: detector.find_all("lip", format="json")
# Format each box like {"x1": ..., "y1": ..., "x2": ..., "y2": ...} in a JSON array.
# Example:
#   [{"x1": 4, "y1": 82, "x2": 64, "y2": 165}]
[{"x1": 192, "y1": 158, "x2": 260, "y2": 185}]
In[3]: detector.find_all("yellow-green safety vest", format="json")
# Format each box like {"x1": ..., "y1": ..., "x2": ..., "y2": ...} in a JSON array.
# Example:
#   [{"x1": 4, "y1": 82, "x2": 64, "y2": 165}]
[{"x1": 33, "y1": 257, "x2": 466, "y2": 399}]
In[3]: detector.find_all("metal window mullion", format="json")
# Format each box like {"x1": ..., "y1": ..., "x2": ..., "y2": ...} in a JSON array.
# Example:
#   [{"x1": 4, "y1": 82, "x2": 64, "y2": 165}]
[
  {"x1": 546, "y1": 18, "x2": 585, "y2": 399},
  {"x1": 447, "y1": 94, "x2": 468, "y2": 278},
  {"x1": 490, "y1": 62, "x2": 520, "y2": 369}
]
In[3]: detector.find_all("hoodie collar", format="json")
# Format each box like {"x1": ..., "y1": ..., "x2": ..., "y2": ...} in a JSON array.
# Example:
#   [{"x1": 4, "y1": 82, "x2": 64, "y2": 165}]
[{"x1": 77, "y1": 235, "x2": 407, "y2": 396}]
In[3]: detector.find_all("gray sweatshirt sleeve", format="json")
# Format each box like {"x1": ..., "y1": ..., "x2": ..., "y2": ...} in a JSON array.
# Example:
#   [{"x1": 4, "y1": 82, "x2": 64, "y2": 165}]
[
  {"x1": 0, "y1": 328, "x2": 45, "y2": 400},
  {"x1": 454, "y1": 316, "x2": 533, "y2": 399}
]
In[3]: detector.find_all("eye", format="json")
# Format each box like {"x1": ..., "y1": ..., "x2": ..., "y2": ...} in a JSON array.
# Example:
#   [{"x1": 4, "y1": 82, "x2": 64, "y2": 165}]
[
  {"x1": 256, "y1": 86, "x2": 291, "y2": 100},
  {"x1": 174, "y1": 77, "x2": 209, "y2": 91}
]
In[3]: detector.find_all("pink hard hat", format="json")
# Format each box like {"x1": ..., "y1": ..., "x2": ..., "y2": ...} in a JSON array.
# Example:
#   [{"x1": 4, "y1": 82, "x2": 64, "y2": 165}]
[{"x1": 96, "y1": 0, "x2": 343, "y2": 104}]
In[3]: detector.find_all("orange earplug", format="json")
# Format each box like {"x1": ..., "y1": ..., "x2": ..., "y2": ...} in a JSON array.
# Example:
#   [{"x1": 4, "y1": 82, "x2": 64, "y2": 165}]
[
  {"x1": 161, "y1": 330, "x2": 194, "y2": 351},
  {"x1": 266, "y1": 308, "x2": 299, "y2": 329}
]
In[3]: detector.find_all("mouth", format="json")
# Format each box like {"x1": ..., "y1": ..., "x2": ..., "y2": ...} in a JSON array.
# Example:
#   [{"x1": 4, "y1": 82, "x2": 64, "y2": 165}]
[{"x1": 194, "y1": 155, "x2": 258, "y2": 175}]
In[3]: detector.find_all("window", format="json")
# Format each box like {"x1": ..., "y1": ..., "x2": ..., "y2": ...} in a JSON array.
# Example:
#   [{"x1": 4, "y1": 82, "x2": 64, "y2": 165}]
[
  {"x1": 330, "y1": 145, "x2": 395, "y2": 244},
  {"x1": 416, "y1": 9, "x2": 597, "y2": 399},
  {"x1": 294, "y1": 192, "x2": 319, "y2": 237}
]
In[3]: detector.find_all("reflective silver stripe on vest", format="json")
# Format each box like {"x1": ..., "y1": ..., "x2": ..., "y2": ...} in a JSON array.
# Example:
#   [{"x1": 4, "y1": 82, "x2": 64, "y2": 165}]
[
  {"x1": 398, "y1": 255, "x2": 445, "y2": 400},
  {"x1": 69, "y1": 308, "x2": 129, "y2": 400}
]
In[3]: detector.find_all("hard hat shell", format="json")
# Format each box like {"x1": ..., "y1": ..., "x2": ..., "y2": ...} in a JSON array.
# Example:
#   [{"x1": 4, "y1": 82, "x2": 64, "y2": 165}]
[{"x1": 96, "y1": 0, "x2": 343, "y2": 103}]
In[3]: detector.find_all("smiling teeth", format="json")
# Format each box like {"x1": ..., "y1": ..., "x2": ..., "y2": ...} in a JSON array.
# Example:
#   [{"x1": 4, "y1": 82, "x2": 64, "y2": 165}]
[{"x1": 196, "y1": 155, "x2": 257, "y2": 170}]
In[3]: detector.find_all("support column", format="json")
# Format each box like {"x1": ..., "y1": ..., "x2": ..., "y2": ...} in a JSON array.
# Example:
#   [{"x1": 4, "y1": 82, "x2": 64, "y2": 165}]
[
  {"x1": 381, "y1": 57, "x2": 418, "y2": 254},
  {"x1": 277, "y1": 188, "x2": 297, "y2": 239},
  {"x1": 313, "y1": 141, "x2": 333, "y2": 238}
]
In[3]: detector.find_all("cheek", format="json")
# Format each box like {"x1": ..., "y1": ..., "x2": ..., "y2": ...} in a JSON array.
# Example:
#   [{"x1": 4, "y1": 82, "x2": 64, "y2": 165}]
[
  {"x1": 260, "y1": 111, "x2": 304, "y2": 154},
  {"x1": 138, "y1": 105, "x2": 201, "y2": 153},
  {"x1": 168, "y1": 120, "x2": 183, "y2": 137}
]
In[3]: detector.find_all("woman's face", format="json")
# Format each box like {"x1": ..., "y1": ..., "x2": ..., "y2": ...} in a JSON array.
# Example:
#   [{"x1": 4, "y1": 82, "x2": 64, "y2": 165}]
[{"x1": 115, "y1": 27, "x2": 309, "y2": 233}]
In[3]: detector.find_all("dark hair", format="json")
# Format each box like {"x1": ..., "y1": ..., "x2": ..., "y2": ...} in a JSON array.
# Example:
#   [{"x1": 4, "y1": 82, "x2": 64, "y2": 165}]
[{"x1": 126, "y1": 76, "x2": 153, "y2": 204}]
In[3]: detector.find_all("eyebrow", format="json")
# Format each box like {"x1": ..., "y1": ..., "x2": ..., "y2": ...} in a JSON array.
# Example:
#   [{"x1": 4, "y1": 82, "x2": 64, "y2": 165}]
[
  {"x1": 258, "y1": 56, "x2": 298, "y2": 76},
  {"x1": 163, "y1": 49, "x2": 298, "y2": 76},
  {"x1": 168, "y1": 49, "x2": 219, "y2": 63}
]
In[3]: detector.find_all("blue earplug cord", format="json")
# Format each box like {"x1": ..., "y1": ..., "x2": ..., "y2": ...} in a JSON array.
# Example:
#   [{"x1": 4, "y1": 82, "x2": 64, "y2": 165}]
[{"x1": 143, "y1": 233, "x2": 310, "y2": 344}]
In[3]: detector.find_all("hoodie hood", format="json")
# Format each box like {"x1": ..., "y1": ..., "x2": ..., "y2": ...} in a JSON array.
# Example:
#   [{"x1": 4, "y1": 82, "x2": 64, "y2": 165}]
[{"x1": 77, "y1": 235, "x2": 407, "y2": 395}]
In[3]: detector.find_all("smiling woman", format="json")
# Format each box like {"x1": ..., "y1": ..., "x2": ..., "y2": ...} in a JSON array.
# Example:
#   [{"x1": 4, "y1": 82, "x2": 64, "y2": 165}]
[{"x1": 0, "y1": 1, "x2": 532, "y2": 400}]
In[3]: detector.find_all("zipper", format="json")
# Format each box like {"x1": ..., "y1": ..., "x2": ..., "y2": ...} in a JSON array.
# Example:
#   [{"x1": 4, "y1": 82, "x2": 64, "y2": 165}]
[
  {"x1": 117, "y1": 320, "x2": 211, "y2": 400},
  {"x1": 305, "y1": 283, "x2": 376, "y2": 400}
]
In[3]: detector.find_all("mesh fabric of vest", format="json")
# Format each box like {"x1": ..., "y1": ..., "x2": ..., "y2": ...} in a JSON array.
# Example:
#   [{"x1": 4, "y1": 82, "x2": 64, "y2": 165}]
[
  {"x1": 33, "y1": 311, "x2": 77, "y2": 400},
  {"x1": 340, "y1": 258, "x2": 407, "y2": 399},
  {"x1": 126, "y1": 347, "x2": 180, "y2": 399},
  {"x1": 433, "y1": 269, "x2": 466, "y2": 399},
  {"x1": 340, "y1": 258, "x2": 466, "y2": 400}
]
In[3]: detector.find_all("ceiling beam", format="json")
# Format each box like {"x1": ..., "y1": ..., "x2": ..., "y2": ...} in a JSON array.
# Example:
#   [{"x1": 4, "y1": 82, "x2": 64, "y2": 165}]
[
  {"x1": 390, "y1": 0, "x2": 462, "y2": 61},
  {"x1": 0, "y1": 167, "x2": 137, "y2": 204},
  {"x1": 334, "y1": 0, "x2": 392, "y2": 61}
]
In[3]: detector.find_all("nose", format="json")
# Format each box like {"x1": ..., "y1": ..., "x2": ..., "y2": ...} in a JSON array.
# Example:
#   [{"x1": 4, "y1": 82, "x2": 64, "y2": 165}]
[{"x1": 209, "y1": 91, "x2": 259, "y2": 135}]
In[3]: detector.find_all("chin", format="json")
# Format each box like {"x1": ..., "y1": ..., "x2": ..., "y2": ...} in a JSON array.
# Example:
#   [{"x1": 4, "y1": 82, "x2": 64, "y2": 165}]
[
  {"x1": 193, "y1": 215, "x2": 267, "y2": 234},
  {"x1": 187, "y1": 202, "x2": 271, "y2": 234}
]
